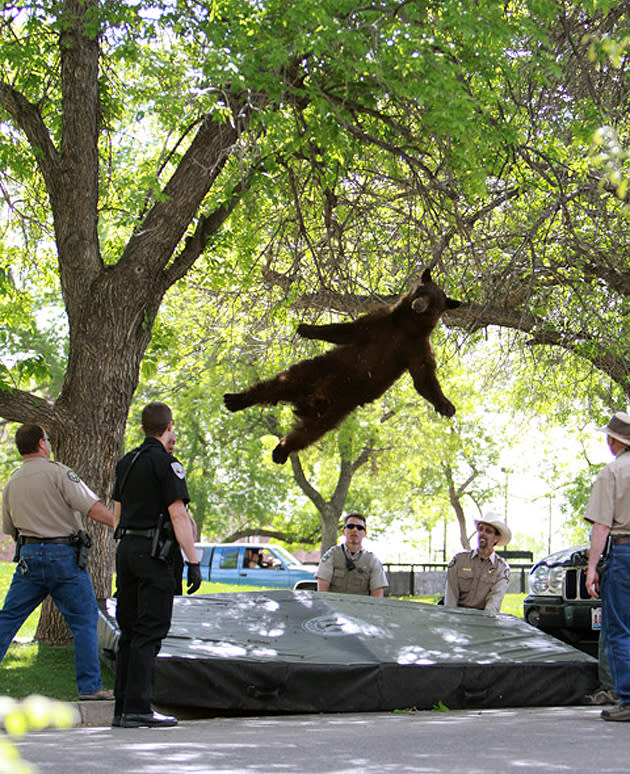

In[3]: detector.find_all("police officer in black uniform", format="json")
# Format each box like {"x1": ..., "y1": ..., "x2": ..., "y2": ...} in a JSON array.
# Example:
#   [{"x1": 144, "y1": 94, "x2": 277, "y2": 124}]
[{"x1": 112, "y1": 401, "x2": 201, "y2": 728}]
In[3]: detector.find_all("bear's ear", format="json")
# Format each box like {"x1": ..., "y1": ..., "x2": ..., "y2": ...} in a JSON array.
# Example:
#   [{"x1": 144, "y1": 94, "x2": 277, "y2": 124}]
[
  {"x1": 411, "y1": 296, "x2": 429, "y2": 313},
  {"x1": 421, "y1": 268, "x2": 432, "y2": 283},
  {"x1": 446, "y1": 298, "x2": 461, "y2": 309}
]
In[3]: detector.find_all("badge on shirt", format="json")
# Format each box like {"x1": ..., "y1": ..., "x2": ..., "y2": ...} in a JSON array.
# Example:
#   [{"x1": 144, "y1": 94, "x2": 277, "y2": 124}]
[
  {"x1": 171, "y1": 461, "x2": 186, "y2": 480},
  {"x1": 67, "y1": 470, "x2": 81, "y2": 483}
]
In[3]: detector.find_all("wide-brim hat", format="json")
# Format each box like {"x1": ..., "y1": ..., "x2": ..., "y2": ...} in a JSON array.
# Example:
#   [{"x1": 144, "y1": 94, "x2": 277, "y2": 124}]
[
  {"x1": 596, "y1": 411, "x2": 630, "y2": 445},
  {"x1": 474, "y1": 515, "x2": 512, "y2": 547}
]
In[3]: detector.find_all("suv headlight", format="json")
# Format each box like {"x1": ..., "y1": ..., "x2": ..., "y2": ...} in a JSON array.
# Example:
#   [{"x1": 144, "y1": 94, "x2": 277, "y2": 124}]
[{"x1": 529, "y1": 565, "x2": 565, "y2": 596}]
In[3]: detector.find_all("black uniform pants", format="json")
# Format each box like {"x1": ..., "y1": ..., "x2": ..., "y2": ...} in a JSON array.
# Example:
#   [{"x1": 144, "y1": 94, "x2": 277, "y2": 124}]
[{"x1": 114, "y1": 535, "x2": 175, "y2": 715}]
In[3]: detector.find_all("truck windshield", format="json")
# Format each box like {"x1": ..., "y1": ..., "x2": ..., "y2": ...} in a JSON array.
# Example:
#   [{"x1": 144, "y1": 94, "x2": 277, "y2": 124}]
[{"x1": 270, "y1": 545, "x2": 303, "y2": 567}]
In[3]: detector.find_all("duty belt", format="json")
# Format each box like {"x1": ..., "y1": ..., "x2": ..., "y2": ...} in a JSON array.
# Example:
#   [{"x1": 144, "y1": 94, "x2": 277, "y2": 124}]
[
  {"x1": 22, "y1": 536, "x2": 74, "y2": 545},
  {"x1": 119, "y1": 528, "x2": 157, "y2": 538}
]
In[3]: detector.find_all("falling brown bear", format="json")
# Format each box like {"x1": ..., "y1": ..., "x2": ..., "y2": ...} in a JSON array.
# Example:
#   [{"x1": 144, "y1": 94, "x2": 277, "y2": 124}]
[{"x1": 223, "y1": 268, "x2": 461, "y2": 464}]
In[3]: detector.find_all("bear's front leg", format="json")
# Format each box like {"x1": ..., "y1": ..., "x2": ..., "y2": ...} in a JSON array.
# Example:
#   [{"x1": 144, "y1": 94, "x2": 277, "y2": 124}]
[
  {"x1": 296, "y1": 321, "x2": 363, "y2": 346},
  {"x1": 433, "y1": 396, "x2": 456, "y2": 417},
  {"x1": 408, "y1": 359, "x2": 456, "y2": 417}
]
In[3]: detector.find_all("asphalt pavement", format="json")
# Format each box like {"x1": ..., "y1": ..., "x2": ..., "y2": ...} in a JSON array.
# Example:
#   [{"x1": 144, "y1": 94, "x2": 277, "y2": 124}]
[{"x1": 11, "y1": 704, "x2": 630, "y2": 774}]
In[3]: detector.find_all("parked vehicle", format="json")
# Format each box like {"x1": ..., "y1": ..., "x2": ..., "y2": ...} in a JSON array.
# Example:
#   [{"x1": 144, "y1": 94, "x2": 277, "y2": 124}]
[
  {"x1": 193, "y1": 542, "x2": 317, "y2": 590},
  {"x1": 523, "y1": 544, "x2": 600, "y2": 656}
]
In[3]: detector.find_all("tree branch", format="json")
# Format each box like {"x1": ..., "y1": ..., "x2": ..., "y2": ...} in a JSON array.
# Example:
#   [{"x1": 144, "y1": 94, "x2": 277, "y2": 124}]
[
  {"x1": 165, "y1": 177, "x2": 251, "y2": 285},
  {"x1": 289, "y1": 453, "x2": 328, "y2": 511},
  {"x1": 0, "y1": 81, "x2": 60, "y2": 197},
  {"x1": 0, "y1": 387, "x2": 56, "y2": 427},
  {"x1": 119, "y1": 99, "x2": 254, "y2": 283},
  {"x1": 222, "y1": 527, "x2": 320, "y2": 544}
]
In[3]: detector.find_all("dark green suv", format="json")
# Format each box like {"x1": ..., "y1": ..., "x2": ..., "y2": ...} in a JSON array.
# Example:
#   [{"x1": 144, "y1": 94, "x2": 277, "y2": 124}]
[{"x1": 523, "y1": 545, "x2": 601, "y2": 657}]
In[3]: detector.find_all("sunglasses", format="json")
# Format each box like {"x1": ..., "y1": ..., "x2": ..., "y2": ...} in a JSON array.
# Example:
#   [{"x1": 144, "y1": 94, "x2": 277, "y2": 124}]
[{"x1": 345, "y1": 523, "x2": 366, "y2": 531}]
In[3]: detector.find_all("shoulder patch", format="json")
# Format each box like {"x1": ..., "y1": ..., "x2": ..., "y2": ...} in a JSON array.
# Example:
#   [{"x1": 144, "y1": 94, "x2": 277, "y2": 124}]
[
  {"x1": 321, "y1": 546, "x2": 337, "y2": 562},
  {"x1": 67, "y1": 470, "x2": 81, "y2": 483},
  {"x1": 170, "y1": 461, "x2": 186, "y2": 480}
]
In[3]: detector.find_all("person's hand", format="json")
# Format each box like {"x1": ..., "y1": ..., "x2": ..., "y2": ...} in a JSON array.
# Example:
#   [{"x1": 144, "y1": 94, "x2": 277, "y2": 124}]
[
  {"x1": 586, "y1": 565, "x2": 600, "y2": 598},
  {"x1": 186, "y1": 562, "x2": 202, "y2": 594}
]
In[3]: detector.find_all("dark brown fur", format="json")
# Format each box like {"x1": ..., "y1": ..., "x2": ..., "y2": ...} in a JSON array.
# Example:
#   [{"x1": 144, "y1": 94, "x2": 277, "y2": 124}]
[{"x1": 224, "y1": 269, "x2": 461, "y2": 463}]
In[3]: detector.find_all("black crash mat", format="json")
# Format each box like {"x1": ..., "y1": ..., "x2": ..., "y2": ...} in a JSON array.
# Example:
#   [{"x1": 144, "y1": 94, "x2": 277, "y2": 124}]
[{"x1": 97, "y1": 590, "x2": 598, "y2": 714}]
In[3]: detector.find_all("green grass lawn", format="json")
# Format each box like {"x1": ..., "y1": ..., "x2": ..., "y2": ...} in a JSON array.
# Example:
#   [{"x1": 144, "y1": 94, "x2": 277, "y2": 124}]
[
  {"x1": 0, "y1": 560, "x2": 526, "y2": 701},
  {"x1": 411, "y1": 592, "x2": 526, "y2": 618}
]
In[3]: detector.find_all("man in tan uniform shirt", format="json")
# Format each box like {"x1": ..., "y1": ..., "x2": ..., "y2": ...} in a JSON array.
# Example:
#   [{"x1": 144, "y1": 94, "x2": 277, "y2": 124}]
[
  {"x1": 585, "y1": 411, "x2": 630, "y2": 721},
  {"x1": 0, "y1": 423, "x2": 114, "y2": 700},
  {"x1": 444, "y1": 514, "x2": 511, "y2": 614}
]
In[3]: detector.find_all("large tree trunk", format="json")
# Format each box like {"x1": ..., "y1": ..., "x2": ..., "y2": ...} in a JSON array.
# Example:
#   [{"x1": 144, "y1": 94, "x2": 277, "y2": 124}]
[
  {"x1": 444, "y1": 464, "x2": 477, "y2": 551},
  {"x1": 33, "y1": 272, "x2": 153, "y2": 642},
  {"x1": 0, "y1": 0, "x2": 250, "y2": 641},
  {"x1": 290, "y1": 439, "x2": 373, "y2": 554},
  {"x1": 319, "y1": 505, "x2": 341, "y2": 556},
  {"x1": 35, "y1": 599, "x2": 73, "y2": 646}
]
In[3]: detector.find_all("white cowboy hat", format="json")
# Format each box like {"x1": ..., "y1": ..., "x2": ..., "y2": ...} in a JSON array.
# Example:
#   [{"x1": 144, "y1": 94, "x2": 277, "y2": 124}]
[
  {"x1": 596, "y1": 411, "x2": 630, "y2": 446},
  {"x1": 474, "y1": 514, "x2": 512, "y2": 547}
]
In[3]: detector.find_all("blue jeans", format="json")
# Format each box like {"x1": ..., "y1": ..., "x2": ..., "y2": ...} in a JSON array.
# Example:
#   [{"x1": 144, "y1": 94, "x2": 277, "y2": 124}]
[
  {"x1": 601, "y1": 543, "x2": 630, "y2": 706},
  {"x1": 0, "y1": 543, "x2": 103, "y2": 695}
]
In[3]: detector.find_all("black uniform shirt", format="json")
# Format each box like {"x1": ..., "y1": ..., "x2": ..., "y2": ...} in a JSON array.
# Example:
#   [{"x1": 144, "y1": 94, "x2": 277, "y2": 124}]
[{"x1": 113, "y1": 437, "x2": 190, "y2": 529}]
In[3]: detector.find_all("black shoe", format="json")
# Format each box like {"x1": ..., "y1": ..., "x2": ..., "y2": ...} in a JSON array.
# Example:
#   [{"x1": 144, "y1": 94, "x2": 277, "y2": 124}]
[
  {"x1": 121, "y1": 711, "x2": 178, "y2": 728},
  {"x1": 112, "y1": 715, "x2": 122, "y2": 727}
]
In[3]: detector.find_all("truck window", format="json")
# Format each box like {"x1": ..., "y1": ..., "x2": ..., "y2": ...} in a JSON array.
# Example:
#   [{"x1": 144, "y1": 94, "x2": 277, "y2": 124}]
[
  {"x1": 259, "y1": 550, "x2": 278, "y2": 568},
  {"x1": 218, "y1": 548, "x2": 240, "y2": 569},
  {"x1": 244, "y1": 549, "x2": 261, "y2": 569},
  {"x1": 194, "y1": 546, "x2": 208, "y2": 564}
]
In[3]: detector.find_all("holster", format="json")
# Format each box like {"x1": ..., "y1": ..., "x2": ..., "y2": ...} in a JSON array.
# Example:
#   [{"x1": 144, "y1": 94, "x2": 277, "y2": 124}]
[
  {"x1": 12, "y1": 534, "x2": 24, "y2": 563},
  {"x1": 72, "y1": 530, "x2": 92, "y2": 569},
  {"x1": 150, "y1": 513, "x2": 175, "y2": 563}
]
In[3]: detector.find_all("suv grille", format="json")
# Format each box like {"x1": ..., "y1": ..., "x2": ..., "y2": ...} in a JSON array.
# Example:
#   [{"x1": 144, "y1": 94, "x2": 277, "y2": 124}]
[{"x1": 563, "y1": 568, "x2": 590, "y2": 600}]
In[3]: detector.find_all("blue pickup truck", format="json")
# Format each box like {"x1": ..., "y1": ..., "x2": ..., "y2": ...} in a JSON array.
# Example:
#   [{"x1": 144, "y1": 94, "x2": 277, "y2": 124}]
[{"x1": 193, "y1": 543, "x2": 317, "y2": 589}]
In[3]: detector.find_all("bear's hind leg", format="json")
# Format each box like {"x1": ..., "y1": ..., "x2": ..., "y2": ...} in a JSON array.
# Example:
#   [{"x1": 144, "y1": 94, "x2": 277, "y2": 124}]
[
  {"x1": 271, "y1": 409, "x2": 347, "y2": 464},
  {"x1": 223, "y1": 373, "x2": 298, "y2": 413},
  {"x1": 272, "y1": 443, "x2": 291, "y2": 464}
]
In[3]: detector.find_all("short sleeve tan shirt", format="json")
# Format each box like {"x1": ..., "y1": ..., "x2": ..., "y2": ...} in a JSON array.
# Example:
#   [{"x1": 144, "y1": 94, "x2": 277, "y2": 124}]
[
  {"x1": 584, "y1": 451, "x2": 630, "y2": 534},
  {"x1": 2, "y1": 458, "x2": 99, "y2": 538},
  {"x1": 444, "y1": 550, "x2": 510, "y2": 613}
]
